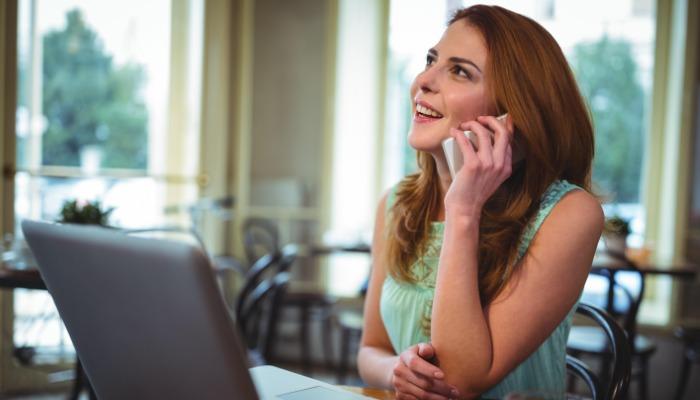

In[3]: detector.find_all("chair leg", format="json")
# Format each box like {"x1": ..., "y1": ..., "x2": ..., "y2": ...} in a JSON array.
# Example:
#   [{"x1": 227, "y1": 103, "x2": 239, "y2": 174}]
[
  {"x1": 599, "y1": 352, "x2": 612, "y2": 397},
  {"x1": 338, "y1": 327, "x2": 350, "y2": 384},
  {"x1": 639, "y1": 355, "x2": 649, "y2": 400},
  {"x1": 567, "y1": 350, "x2": 580, "y2": 395},
  {"x1": 70, "y1": 357, "x2": 84, "y2": 400},
  {"x1": 322, "y1": 309, "x2": 334, "y2": 372},
  {"x1": 300, "y1": 303, "x2": 311, "y2": 375},
  {"x1": 673, "y1": 352, "x2": 692, "y2": 400}
]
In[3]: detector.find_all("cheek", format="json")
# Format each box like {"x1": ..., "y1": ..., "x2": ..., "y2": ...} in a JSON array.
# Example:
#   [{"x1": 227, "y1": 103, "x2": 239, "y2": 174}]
[{"x1": 445, "y1": 91, "x2": 489, "y2": 122}]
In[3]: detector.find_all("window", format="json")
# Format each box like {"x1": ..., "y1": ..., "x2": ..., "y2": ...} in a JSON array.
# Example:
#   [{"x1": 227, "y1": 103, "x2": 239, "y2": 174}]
[{"x1": 9, "y1": 0, "x2": 203, "y2": 383}]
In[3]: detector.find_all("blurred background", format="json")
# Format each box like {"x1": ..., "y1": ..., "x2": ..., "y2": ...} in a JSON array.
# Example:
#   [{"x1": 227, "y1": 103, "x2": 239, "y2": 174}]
[{"x1": 0, "y1": 0, "x2": 699, "y2": 398}]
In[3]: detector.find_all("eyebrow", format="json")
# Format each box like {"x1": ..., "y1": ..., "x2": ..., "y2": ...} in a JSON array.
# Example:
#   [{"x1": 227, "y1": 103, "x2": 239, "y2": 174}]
[{"x1": 428, "y1": 48, "x2": 482, "y2": 73}]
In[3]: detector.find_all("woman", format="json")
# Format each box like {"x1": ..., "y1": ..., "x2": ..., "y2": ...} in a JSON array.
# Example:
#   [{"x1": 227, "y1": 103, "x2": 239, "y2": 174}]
[{"x1": 358, "y1": 5, "x2": 603, "y2": 399}]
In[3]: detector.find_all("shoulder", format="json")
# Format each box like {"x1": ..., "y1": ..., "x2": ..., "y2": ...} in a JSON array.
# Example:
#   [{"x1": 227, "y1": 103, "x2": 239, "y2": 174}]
[
  {"x1": 527, "y1": 188, "x2": 603, "y2": 270},
  {"x1": 514, "y1": 188, "x2": 602, "y2": 295},
  {"x1": 377, "y1": 188, "x2": 391, "y2": 215},
  {"x1": 373, "y1": 187, "x2": 393, "y2": 232},
  {"x1": 377, "y1": 182, "x2": 402, "y2": 217},
  {"x1": 547, "y1": 188, "x2": 604, "y2": 235}
]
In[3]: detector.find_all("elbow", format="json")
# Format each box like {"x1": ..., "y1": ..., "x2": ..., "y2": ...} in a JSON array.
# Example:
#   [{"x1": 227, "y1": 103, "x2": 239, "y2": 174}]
[
  {"x1": 444, "y1": 376, "x2": 493, "y2": 400},
  {"x1": 433, "y1": 345, "x2": 494, "y2": 398}
]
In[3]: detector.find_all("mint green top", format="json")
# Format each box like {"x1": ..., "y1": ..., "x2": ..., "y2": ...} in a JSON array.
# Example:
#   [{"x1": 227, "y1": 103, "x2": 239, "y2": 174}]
[{"x1": 380, "y1": 180, "x2": 581, "y2": 399}]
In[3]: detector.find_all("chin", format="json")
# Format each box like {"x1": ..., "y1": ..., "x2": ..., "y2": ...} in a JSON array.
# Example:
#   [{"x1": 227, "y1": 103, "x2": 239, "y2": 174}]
[{"x1": 408, "y1": 126, "x2": 446, "y2": 155}]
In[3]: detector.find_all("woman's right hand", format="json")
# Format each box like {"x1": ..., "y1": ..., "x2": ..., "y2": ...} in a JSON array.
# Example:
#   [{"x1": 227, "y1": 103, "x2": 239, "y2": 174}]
[{"x1": 391, "y1": 343, "x2": 460, "y2": 400}]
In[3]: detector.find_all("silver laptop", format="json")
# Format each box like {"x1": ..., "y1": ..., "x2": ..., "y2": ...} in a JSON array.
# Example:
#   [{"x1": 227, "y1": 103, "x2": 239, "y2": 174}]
[{"x1": 22, "y1": 220, "x2": 369, "y2": 400}]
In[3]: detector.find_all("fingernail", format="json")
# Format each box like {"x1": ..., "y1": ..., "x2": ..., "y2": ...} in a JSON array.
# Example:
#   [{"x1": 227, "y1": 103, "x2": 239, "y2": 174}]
[{"x1": 434, "y1": 371, "x2": 444, "y2": 379}]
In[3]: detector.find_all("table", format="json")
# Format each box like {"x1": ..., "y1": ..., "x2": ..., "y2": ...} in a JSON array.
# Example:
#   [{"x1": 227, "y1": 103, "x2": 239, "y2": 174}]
[
  {"x1": 0, "y1": 267, "x2": 46, "y2": 290},
  {"x1": 307, "y1": 243, "x2": 371, "y2": 256},
  {"x1": 591, "y1": 251, "x2": 697, "y2": 315},
  {"x1": 338, "y1": 385, "x2": 395, "y2": 399},
  {"x1": 287, "y1": 243, "x2": 370, "y2": 376},
  {"x1": 0, "y1": 265, "x2": 94, "y2": 400}
]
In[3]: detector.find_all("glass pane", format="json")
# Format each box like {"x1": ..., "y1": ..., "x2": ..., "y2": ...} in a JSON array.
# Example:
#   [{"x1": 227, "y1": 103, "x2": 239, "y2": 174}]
[
  {"x1": 16, "y1": 0, "x2": 176, "y2": 171},
  {"x1": 458, "y1": 0, "x2": 655, "y2": 239},
  {"x1": 12, "y1": 0, "x2": 203, "y2": 368}
]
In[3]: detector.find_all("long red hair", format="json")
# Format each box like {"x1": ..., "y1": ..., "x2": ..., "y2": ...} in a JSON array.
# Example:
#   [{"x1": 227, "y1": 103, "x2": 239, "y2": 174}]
[{"x1": 385, "y1": 5, "x2": 594, "y2": 305}]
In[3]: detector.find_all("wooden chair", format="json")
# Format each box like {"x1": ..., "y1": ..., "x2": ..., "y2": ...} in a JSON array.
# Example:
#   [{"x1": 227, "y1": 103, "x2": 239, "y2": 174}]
[
  {"x1": 568, "y1": 267, "x2": 654, "y2": 399},
  {"x1": 566, "y1": 354, "x2": 602, "y2": 400},
  {"x1": 242, "y1": 217, "x2": 280, "y2": 268},
  {"x1": 672, "y1": 325, "x2": 700, "y2": 400},
  {"x1": 241, "y1": 217, "x2": 334, "y2": 374},
  {"x1": 235, "y1": 247, "x2": 298, "y2": 364},
  {"x1": 335, "y1": 309, "x2": 364, "y2": 383},
  {"x1": 569, "y1": 302, "x2": 632, "y2": 400}
]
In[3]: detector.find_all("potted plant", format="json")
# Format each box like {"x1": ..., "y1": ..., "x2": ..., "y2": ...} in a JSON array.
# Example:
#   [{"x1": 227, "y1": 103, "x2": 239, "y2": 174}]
[
  {"x1": 58, "y1": 199, "x2": 114, "y2": 226},
  {"x1": 603, "y1": 215, "x2": 630, "y2": 257}
]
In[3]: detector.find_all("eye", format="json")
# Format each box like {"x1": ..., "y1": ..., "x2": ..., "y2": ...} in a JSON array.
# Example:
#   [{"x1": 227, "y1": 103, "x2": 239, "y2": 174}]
[
  {"x1": 452, "y1": 65, "x2": 473, "y2": 80},
  {"x1": 425, "y1": 54, "x2": 436, "y2": 68}
]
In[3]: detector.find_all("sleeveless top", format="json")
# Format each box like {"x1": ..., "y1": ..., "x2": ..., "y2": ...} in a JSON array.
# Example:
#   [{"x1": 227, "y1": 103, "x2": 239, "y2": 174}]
[{"x1": 380, "y1": 180, "x2": 581, "y2": 399}]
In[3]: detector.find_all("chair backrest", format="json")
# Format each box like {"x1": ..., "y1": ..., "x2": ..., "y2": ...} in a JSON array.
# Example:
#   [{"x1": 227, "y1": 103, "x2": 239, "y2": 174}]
[
  {"x1": 242, "y1": 217, "x2": 280, "y2": 267},
  {"x1": 238, "y1": 271, "x2": 290, "y2": 361},
  {"x1": 235, "y1": 252, "x2": 281, "y2": 327},
  {"x1": 574, "y1": 302, "x2": 632, "y2": 400},
  {"x1": 566, "y1": 354, "x2": 602, "y2": 400},
  {"x1": 585, "y1": 266, "x2": 645, "y2": 345},
  {"x1": 235, "y1": 245, "x2": 298, "y2": 360}
]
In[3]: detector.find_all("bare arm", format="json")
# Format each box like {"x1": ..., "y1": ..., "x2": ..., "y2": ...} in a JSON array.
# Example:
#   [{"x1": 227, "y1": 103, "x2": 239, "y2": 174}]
[
  {"x1": 432, "y1": 189, "x2": 602, "y2": 397},
  {"x1": 359, "y1": 192, "x2": 463, "y2": 400},
  {"x1": 430, "y1": 116, "x2": 603, "y2": 398},
  {"x1": 357, "y1": 192, "x2": 398, "y2": 388}
]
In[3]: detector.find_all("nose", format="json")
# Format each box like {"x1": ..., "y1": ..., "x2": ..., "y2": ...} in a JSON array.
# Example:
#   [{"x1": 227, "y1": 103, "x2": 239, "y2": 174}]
[{"x1": 414, "y1": 66, "x2": 439, "y2": 94}]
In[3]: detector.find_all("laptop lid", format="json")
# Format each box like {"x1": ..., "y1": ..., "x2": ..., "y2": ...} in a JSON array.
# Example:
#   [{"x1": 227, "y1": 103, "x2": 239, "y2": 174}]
[{"x1": 22, "y1": 220, "x2": 259, "y2": 400}]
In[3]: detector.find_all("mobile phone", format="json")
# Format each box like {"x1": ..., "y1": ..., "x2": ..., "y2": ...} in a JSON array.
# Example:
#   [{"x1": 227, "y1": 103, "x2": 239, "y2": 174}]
[{"x1": 441, "y1": 114, "x2": 522, "y2": 178}]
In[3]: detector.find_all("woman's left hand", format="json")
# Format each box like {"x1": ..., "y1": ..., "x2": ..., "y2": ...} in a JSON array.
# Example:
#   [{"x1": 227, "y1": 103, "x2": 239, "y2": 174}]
[{"x1": 444, "y1": 115, "x2": 514, "y2": 219}]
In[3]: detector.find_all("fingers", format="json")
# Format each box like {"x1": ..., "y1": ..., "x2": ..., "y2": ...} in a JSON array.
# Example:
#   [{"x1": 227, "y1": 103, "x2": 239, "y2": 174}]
[
  {"x1": 401, "y1": 345, "x2": 445, "y2": 379},
  {"x1": 417, "y1": 343, "x2": 436, "y2": 364},
  {"x1": 479, "y1": 115, "x2": 513, "y2": 179},
  {"x1": 394, "y1": 345, "x2": 460, "y2": 399},
  {"x1": 450, "y1": 127, "x2": 477, "y2": 164},
  {"x1": 456, "y1": 116, "x2": 513, "y2": 180},
  {"x1": 477, "y1": 115, "x2": 512, "y2": 157},
  {"x1": 393, "y1": 367, "x2": 452, "y2": 400}
]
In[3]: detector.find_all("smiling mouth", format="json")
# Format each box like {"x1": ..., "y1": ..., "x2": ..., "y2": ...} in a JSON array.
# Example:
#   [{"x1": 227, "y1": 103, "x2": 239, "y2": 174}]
[{"x1": 415, "y1": 104, "x2": 444, "y2": 119}]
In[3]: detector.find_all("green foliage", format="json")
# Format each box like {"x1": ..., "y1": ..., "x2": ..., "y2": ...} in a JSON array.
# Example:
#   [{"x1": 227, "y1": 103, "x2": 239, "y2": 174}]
[
  {"x1": 41, "y1": 9, "x2": 148, "y2": 169},
  {"x1": 570, "y1": 36, "x2": 645, "y2": 203},
  {"x1": 604, "y1": 215, "x2": 631, "y2": 236},
  {"x1": 58, "y1": 199, "x2": 113, "y2": 226}
]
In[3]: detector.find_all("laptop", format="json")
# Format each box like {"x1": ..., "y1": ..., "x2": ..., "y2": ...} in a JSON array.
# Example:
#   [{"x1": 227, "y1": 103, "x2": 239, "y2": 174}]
[{"x1": 22, "y1": 220, "x2": 370, "y2": 400}]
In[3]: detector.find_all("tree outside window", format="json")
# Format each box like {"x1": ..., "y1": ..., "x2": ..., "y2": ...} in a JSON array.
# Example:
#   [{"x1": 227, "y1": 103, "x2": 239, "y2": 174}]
[{"x1": 37, "y1": 10, "x2": 148, "y2": 170}]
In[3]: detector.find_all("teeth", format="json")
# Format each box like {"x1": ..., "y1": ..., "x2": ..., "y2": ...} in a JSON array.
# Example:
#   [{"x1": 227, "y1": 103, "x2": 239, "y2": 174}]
[{"x1": 416, "y1": 104, "x2": 443, "y2": 118}]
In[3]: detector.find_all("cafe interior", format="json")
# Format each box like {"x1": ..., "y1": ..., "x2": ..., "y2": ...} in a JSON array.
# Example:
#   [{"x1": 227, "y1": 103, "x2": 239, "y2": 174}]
[{"x1": 0, "y1": 0, "x2": 699, "y2": 399}]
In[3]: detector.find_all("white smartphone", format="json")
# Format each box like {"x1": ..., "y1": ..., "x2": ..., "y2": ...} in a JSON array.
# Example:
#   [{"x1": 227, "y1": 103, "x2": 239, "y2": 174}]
[{"x1": 441, "y1": 114, "x2": 522, "y2": 179}]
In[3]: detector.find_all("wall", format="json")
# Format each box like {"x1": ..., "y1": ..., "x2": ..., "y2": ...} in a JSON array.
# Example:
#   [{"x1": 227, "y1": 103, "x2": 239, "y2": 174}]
[
  {"x1": 249, "y1": 0, "x2": 329, "y2": 210},
  {"x1": 680, "y1": 1, "x2": 700, "y2": 322}
]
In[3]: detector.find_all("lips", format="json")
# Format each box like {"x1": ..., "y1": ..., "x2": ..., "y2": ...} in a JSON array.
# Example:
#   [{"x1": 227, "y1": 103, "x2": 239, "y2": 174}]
[{"x1": 414, "y1": 101, "x2": 444, "y2": 123}]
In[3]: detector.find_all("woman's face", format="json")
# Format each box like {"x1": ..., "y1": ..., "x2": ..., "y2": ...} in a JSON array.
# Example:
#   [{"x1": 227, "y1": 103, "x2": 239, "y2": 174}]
[{"x1": 408, "y1": 21, "x2": 492, "y2": 154}]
